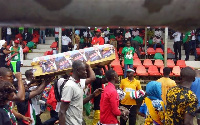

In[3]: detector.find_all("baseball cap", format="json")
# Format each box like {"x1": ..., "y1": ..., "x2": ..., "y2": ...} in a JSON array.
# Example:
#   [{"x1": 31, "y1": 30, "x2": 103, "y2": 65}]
[
  {"x1": 14, "y1": 40, "x2": 20, "y2": 44},
  {"x1": 96, "y1": 29, "x2": 101, "y2": 32}
]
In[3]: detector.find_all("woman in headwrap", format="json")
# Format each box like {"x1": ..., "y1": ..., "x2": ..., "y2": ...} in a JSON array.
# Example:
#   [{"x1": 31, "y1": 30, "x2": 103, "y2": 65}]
[
  {"x1": 139, "y1": 81, "x2": 165, "y2": 125},
  {"x1": 0, "y1": 40, "x2": 16, "y2": 68}
]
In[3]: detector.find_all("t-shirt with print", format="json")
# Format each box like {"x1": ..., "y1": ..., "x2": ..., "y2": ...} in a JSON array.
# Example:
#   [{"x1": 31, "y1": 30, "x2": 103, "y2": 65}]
[
  {"x1": 122, "y1": 47, "x2": 135, "y2": 64},
  {"x1": 165, "y1": 86, "x2": 198, "y2": 125},
  {"x1": 120, "y1": 78, "x2": 141, "y2": 105},
  {"x1": 61, "y1": 77, "x2": 85, "y2": 125}
]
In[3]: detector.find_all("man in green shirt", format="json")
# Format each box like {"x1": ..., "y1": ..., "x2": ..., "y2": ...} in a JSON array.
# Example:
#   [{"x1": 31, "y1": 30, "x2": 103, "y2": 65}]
[
  {"x1": 122, "y1": 40, "x2": 135, "y2": 78},
  {"x1": 183, "y1": 31, "x2": 191, "y2": 61}
]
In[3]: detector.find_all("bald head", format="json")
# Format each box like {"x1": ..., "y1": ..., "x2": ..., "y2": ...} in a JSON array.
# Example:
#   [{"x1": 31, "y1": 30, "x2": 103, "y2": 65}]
[
  {"x1": 72, "y1": 60, "x2": 87, "y2": 79},
  {"x1": 181, "y1": 67, "x2": 196, "y2": 82}
]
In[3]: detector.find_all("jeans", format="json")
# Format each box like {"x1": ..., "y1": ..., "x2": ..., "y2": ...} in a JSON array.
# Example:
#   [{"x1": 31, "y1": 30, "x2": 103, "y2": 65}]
[
  {"x1": 6, "y1": 35, "x2": 11, "y2": 45},
  {"x1": 185, "y1": 42, "x2": 190, "y2": 60},
  {"x1": 43, "y1": 110, "x2": 59, "y2": 125},
  {"x1": 62, "y1": 45, "x2": 68, "y2": 52},
  {"x1": 191, "y1": 40, "x2": 198, "y2": 59},
  {"x1": 39, "y1": 30, "x2": 45, "y2": 44},
  {"x1": 174, "y1": 41, "x2": 181, "y2": 60},
  {"x1": 124, "y1": 64, "x2": 133, "y2": 78},
  {"x1": 10, "y1": 61, "x2": 21, "y2": 72},
  {"x1": 120, "y1": 105, "x2": 137, "y2": 125},
  {"x1": 153, "y1": 43, "x2": 164, "y2": 51}
]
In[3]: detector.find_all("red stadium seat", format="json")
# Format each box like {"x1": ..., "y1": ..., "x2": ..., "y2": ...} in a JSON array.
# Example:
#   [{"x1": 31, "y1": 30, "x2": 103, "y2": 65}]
[
  {"x1": 172, "y1": 66, "x2": 181, "y2": 76},
  {"x1": 113, "y1": 65, "x2": 124, "y2": 76},
  {"x1": 111, "y1": 59, "x2": 121, "y2": 67},
  {"x1": 148, "y1": 65, "x2": 161, "y2": 76},
  {"x1": 156, "y1": 48, "x2": 164, "y2": 55},
  {"x1": 154, "y1": 59, "x2": 164, "y2": 68},
  {"x1": 143, "y1": 59, "x2": 153, "y2": 68},
  {"x1": 23, "y1": 46, "x2": 29, "y2": 53},
  {"x1": 136, "y1": 65, "x2": 148, "y2": 76},
  {"x1": 32, "y1": 37, "x2": 39, "y2": 43},
  {"x1": 167, "y1": 48, "x2": 175, "y2": 54},
  {"x1": 50, "y1": 42, "x2": 58, "y2": 48},
  {"x1": 147, "y1": 48, "x2": 156, "y2": 55},
  {"x1": 167, "y1": 59, "x2": 175, "y2": 68},
  {"x1": 133, "y1": 53, "x2": 139, "y2": 60},
  {"x1": 139, "y1": 48, "x2": 145, "y2": 55},
  {"x1": 133, "y1": 59, "x2": 142, "y2": 68},
  {"x1": 196, "y1": 48, "x2": 200, "y2": 55},
  {"x1": 176, "y1": 60, "x2": 186, "y2": 68}
]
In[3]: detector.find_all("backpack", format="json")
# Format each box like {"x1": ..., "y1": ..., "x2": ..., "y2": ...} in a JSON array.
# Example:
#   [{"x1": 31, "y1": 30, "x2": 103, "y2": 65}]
[{"x1": 54, "y1": 78, "x2": 68, "y2": 102}]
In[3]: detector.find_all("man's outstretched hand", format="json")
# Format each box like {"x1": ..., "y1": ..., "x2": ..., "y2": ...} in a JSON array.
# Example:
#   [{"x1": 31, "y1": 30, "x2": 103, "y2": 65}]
[{"x1": 93, "y1": 88, "x2": 103, "y2": 97}]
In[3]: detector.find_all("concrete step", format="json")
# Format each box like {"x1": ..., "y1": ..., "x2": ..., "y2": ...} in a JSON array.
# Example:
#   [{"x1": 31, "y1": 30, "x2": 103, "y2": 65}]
[
  {"x1": 45, "y1": 39, "x2": 55, "y2": 45},
  {"x1": 186, "y1": 61, "x2": 200, "y2": 69},
  {"x1": 45, "y1": 37, "x2": 55, "y2": 40},
  {"x1": 32, "y1": 48, "x2": 51, "y2": 53},
  {"x1": 23, "y1": 60, "x2": 32, "y2": 67},
  {"x1": 26, "y1": 53, "x2": 44, "y2": 60},
  {"x1": 37, "y1": 44, "x2": 51, "y2": 49},
  {"x1": 20, "y1": 66, "x2": 32, "y2": 75}
]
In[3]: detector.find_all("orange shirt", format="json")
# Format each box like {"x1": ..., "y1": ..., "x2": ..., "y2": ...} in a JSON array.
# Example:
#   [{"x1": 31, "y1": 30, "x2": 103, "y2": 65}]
[
  {"x1": 92, "y1": 37, "x2": 104, "y2": 45},
  {"x1": 157, "y1": 77, "x2": 176, "y2": 105}
]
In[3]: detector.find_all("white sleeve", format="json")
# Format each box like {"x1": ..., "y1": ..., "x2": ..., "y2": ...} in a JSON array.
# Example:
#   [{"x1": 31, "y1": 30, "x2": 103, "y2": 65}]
[
  {"x1": 9, "y1": 47, "x2": 12, "y2": 58},
  {"x1": 20, "y1": 47, "x2": 23, "y2": 64}
]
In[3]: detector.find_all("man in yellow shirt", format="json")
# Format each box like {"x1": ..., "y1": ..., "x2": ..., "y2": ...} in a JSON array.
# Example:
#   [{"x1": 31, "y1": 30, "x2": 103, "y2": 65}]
[
  {"x1": 120, "y1": 68, "x2": 141, "y2": 125},
  {"x1": 157, "y1": 67, "x2": 176, "y2": 105}
]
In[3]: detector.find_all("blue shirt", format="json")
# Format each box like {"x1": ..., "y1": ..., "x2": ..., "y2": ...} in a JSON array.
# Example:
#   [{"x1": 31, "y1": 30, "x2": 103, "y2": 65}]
[{"x1": 191, "y1": 77, "x2": 200, "y2": 107}]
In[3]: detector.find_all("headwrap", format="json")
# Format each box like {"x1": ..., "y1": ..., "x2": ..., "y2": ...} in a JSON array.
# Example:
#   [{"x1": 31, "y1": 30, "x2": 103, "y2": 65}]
[
  {"x1": 0, "y1": 40, "x2": 6, "y2": 49},
  {"x1": 146, "y1": 81, "x2": 162, "y2": 100}
]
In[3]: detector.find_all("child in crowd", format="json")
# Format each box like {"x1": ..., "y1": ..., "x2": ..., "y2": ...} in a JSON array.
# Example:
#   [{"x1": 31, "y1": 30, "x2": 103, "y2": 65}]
[{"x1": 122, "y1": 40, "x2": 135, "y2": 78}]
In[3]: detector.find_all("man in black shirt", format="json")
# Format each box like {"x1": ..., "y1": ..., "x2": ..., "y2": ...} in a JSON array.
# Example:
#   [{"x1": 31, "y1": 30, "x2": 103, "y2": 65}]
[{"x1": 92, "y1": 66, "x2": 107, "y2": 125}]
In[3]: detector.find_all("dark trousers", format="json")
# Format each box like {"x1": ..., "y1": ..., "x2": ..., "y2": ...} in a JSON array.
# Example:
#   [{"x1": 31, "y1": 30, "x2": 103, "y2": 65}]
[
  {"x1": 185, "y1": 42, "x2": 190, "y2": 60},
  {"x1": 191, "y1": 40, "x2": 198, "y2": 59},
  {"x1": 6, "y1": 35, "x2": 11, "y2": 45},
  {"x1": 62, "y1": 45, "x2": 68, "y2": 52},
  {"x1": 120, "y1": 105, "x2": 137, "y2": 125},
  {"x1": 131, "y1": 41, "x2": 140, "y2": 58},
  {"x1": 43, "y1": 110, "x2": 59, "y2": 125},
  {"x1": 174, "y1": 41, "x2": 181, "y2": 60},
  {"x1": 36, "y1": 115, "x2": 43, "y2": 125}
]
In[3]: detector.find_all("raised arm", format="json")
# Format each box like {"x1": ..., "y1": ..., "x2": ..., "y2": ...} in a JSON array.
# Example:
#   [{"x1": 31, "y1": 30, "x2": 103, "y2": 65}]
[
  {"x1": 85, "y1": 63, "x2": 96, "y2": 85},
  {"x1": 29, "y1": 76, "x2": 53, "y2": 99},
  {"x1": 11, "y1": 72, "x2": 25, "y2": 102},
  {"x1": 83, "y1": 88, "x2": 103, "y2": 105}
]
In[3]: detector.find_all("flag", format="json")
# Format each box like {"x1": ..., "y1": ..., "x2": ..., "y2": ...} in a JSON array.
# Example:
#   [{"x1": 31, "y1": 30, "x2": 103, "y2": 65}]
[{"x1": 23, "y1": 101, "x2": 36, "y2": 125}]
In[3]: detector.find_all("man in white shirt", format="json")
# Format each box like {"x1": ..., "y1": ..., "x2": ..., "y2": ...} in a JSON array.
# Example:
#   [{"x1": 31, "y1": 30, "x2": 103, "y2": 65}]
[
  {"x1": 132, "y1": 29, "x2": 139, "y2": 37},
  {"x1": 191, "y1": 30, "x2": 198, "y2": 60},
  {"x1": 125, "y1": 30, "x2": 131, "y2": 40},
  {"x1": 153, "y1": 36, "x2": 164, "y2": 50},
  {"x1": 62, "y1": 33, "x2": 72, "y2": 52},
  {"x1": 6, "y1": 27, "x2": 12, "y2": 45},
  {"x1": 59, "y1": 60, "x2": 96, "y2": 125},
  {"x1": 172, "y1": 31, "x2": 182, "y2": 60},
  {"x1": 83, "y1": 29, "x2": 92, "y2": 38}
]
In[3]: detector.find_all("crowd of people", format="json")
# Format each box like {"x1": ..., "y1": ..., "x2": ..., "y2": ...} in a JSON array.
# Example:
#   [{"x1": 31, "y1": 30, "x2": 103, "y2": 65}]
[{"x1": 0, "y1": 27, "x2": 200, "y2": 125}]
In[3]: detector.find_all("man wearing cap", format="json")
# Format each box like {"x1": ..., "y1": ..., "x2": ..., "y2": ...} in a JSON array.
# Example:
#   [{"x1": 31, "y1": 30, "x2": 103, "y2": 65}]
[
  {"x1": 120, "y1": 68, "x2": 141, "y2": 125},
  {"x1": 9, "y1": 39, "x2": 23, "y2": 72},
  {"x1": 91, "y1": 29, "x2": 104, "y2": 46}
]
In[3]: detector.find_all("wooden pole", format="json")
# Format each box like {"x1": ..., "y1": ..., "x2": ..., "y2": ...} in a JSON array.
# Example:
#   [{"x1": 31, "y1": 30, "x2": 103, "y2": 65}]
[
  {"x1": 58, "y1": 27, "x2": 62, "y2": 53},
  {"x1": 144, "y1": 27, "x2": 147, "y2": 59},
  {"x1": 164, "y1": 27, "x2": 168, "y2": 67}
]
